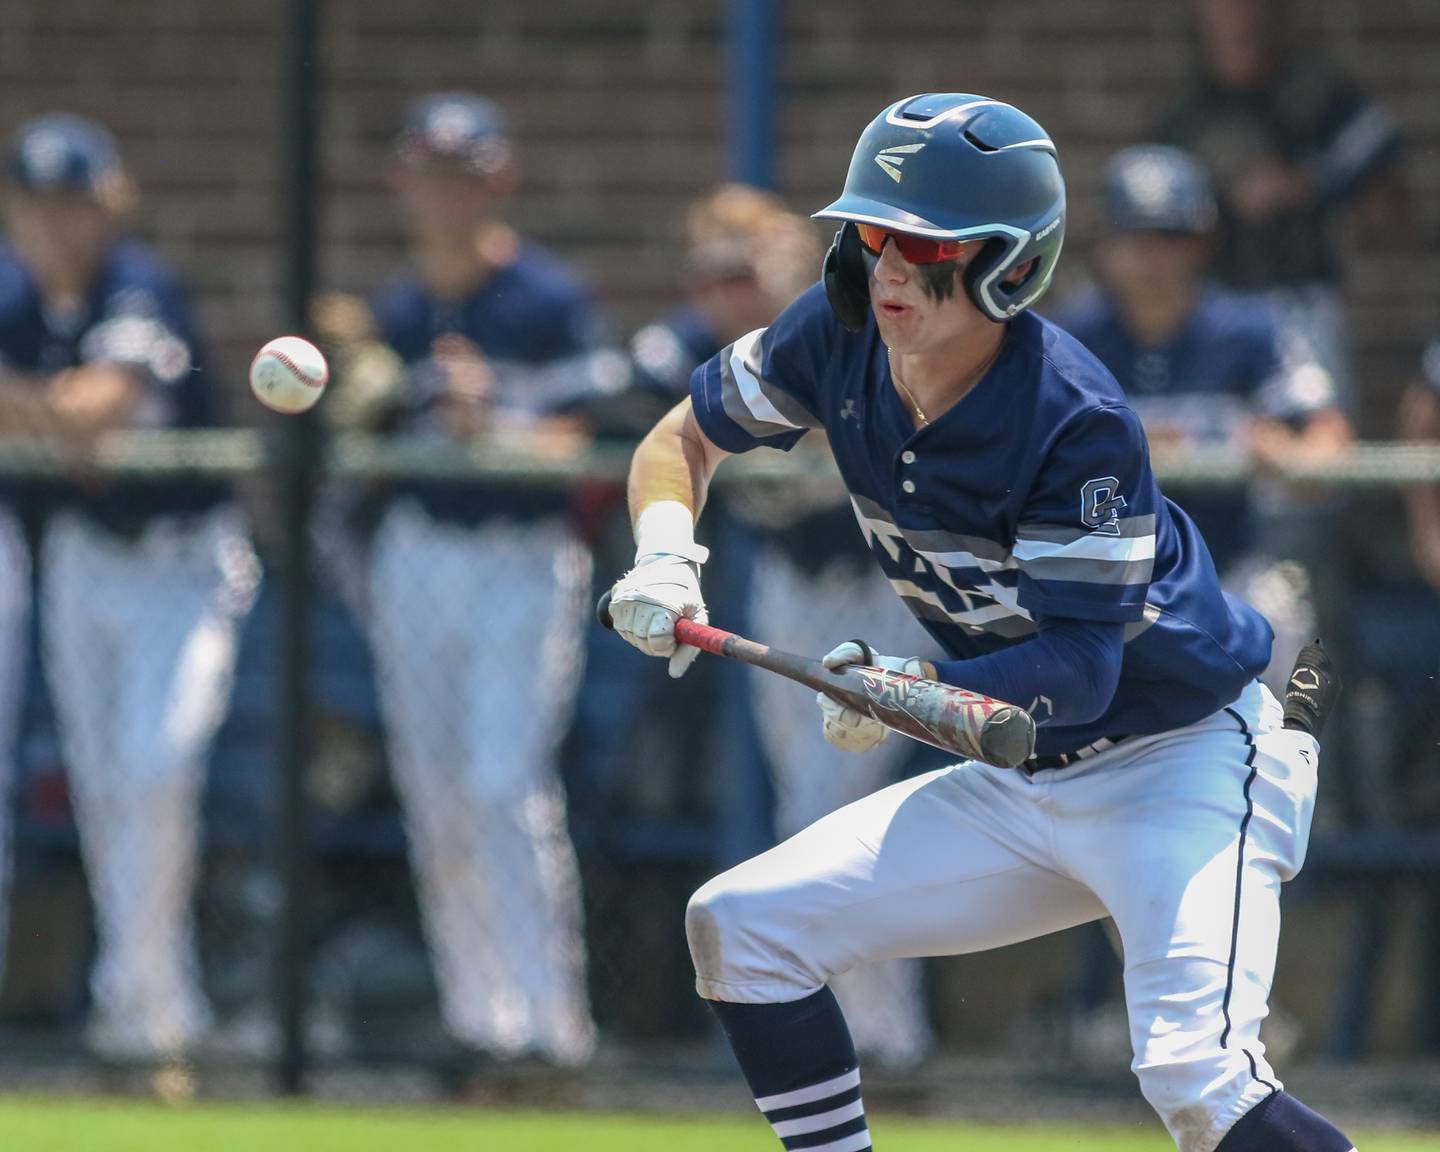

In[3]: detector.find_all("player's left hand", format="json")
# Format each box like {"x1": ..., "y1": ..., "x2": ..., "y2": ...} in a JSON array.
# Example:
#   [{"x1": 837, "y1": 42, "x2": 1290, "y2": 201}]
[{"x1": 816, "y1": 640, "x2": 929, "y2": 754}]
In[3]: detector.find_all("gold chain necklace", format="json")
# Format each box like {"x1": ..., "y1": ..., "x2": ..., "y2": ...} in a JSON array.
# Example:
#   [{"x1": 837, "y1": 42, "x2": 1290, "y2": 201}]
[{"x1": 887, "y1": 346, "x2": 929, "y2": 426}]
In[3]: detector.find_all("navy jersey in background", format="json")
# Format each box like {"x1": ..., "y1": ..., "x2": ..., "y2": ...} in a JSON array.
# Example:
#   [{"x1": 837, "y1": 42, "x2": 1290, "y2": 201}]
[
  {"x1": 1054, "y1": 286, "x2": 1336, "y2": 573},
  {"x1": 0, "y1": 239, "x2": 220, "y2": 531},
  {"x1": 372, "y1": 242, "x2": 618, "y2": 524},
  {"x1": 691, "y1": 284, "x2": 1273, "y2": 756}
]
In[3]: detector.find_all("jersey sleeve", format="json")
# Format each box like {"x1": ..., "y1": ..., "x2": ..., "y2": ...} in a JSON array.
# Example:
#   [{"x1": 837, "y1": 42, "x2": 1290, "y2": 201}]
[
  {"x1": 1013, "y1": 404, "x2": 1157, "y2": 623},
  {"x1": 80, "y1": 260, "x2": 204, "y2": 426},
  {"x1": 81, "y1": 280, "x2": 195, "y2": 391},
  {"x1": 1248, "y1": 308, "x2": 1339, "y2": 423},
  {"x1": 689, "y1": 283, "x2": 831, "y2": 454},
  {"x1": 1313, "y1": 79, "x2": 1402, "y2": 203},
  {"x1": 526, "y1": 287, "x2": 627, "y2": 414}
]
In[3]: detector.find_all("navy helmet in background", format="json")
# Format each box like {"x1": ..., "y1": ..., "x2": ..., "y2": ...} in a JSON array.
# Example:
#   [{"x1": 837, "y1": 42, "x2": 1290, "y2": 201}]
[
  {"x1": 7, "y1": 112, "x2": 124, "y2": 196},
  {"x1": 394, "y1": 92, "x2": 512, "y2": 177},
  {"x1": 1103, "y1": 144, "x2": 1218, "y2": 235}
]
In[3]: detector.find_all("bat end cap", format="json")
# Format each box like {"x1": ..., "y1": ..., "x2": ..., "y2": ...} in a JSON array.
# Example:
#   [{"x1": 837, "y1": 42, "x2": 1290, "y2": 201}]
[{"x1": 979, "y1": 706, "x2": 1037, "y2": 769}]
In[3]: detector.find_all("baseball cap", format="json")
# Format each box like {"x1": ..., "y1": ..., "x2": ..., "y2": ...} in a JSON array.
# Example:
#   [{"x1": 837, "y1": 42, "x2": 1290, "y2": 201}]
[
  {"x1": 7, "y1": 113, "x2": 123, "y2": 195},
  {"x1": 1103, "y1": 144, "x2": 1218, "y2": 235},
  {"x1": 394, "y1": 93, "x2": 512, "y2": 177}
]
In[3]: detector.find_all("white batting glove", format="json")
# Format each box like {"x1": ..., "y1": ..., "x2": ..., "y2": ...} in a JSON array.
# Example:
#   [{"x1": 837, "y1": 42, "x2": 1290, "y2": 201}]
[
  {"x1": 816, "y1": 640, "x2": 927, "y2": 754},
  {"x1": 609, "y1": 501, "x2": 710, "y2": 678}
]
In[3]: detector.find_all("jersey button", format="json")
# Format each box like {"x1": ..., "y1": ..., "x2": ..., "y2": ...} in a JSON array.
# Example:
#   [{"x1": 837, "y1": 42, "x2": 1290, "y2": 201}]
[
  {"x1": 901, "y1": 450, "x2": 916, "y2": 464},
  {"x1": 901, "y1": 479, "x2": 917, "y2": 494}
]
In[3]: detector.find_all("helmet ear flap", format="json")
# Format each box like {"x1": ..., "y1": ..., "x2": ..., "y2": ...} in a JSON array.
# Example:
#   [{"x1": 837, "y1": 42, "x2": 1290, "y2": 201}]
[
  {"x1": 960, "y1": 238, "x2": 1012, "y2": 324},
  {"x1": 823, "y1": 223, "x2": 870, "y2": 333}
]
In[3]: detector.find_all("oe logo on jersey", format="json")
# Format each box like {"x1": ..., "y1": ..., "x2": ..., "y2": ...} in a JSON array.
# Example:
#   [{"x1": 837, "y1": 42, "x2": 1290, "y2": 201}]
[
  {"x1": 1080, "y1": 476, "x2": 1127, "y2": 536},
  {"x1": 874, "y1": 144, "x2": 926, "y2": 183}
]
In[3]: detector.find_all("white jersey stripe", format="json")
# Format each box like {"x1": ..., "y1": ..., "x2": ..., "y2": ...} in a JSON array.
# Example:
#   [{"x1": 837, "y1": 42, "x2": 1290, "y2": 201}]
[
  {"x1": 770, "y1": 1099, "x2": 866, "y2": 1138},
  {"x1": 1013, "y1": 532, "x2": 1156, "y2": 564},
  {"x1": 730, "y1": 328, "x2": 803, "y2": 431},
  {"x1": 754, "y1": 1067, "x2": 860, "y2": 1113},
  {"x1": 888, "y1": 579, "x2": 1021, "y2": 628},
  {"x1": 913, "y1": 545, "x2": 1016, "y2": 575}
]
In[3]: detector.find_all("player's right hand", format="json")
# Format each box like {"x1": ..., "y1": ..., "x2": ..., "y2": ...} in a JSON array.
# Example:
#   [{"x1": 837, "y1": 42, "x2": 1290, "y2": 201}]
[{"x1": 608, "y1": 554, "x2": 707, "y2": 678}]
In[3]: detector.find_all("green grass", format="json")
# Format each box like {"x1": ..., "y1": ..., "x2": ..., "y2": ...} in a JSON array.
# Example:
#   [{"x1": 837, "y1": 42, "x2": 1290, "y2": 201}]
[{"x1": 0, "y1": 1100, "x2": 1436, "y2": 1152}]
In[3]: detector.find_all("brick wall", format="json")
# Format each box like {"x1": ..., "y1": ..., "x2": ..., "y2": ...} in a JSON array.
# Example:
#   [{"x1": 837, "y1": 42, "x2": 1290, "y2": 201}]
[{"x1": 0, "y1": 0, "x2": 1435, "y2": 427}]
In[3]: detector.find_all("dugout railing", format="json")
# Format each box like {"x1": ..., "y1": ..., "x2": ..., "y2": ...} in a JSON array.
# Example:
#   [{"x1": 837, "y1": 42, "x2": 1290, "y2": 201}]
[{"x1": 0, "y1": 431, "x2": 1436, "y2": 1082}]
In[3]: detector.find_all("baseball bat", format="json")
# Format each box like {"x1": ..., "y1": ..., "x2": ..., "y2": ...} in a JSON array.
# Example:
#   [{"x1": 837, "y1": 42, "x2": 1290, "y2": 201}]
[{"x1": 596, "y1": 591, "x2": 1036, "y2": 769}]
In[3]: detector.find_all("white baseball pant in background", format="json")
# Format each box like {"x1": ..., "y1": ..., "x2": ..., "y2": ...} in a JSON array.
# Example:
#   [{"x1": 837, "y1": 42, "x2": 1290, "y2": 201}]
[
  {"x1": 746, "y1": 547, "x2": 937, "y2": 1068},
  {"x1": 0, "y1": 508, "x2": 30, "y2": 997},
  {"x1": 368, "y1": 501, "x2": 594, "y2": 1064},
  {"x1": 41, "y1": 506, "x2": 258, "y2": 1057},
  {"x1": 688, "y1": 680, "x2": 1315, "y2": 1152}
]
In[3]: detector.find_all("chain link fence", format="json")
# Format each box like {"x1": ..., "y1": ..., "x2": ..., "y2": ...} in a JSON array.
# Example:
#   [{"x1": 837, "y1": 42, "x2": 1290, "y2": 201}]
[{"x1": 0, "y1": 434, "x2": 1437, "y2": 1106}]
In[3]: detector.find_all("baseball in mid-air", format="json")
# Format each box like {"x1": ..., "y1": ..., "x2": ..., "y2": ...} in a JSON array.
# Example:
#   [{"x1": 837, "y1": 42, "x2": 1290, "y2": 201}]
[{"x1": 249, "y1": 335, "x2": 329, "y2": 414}]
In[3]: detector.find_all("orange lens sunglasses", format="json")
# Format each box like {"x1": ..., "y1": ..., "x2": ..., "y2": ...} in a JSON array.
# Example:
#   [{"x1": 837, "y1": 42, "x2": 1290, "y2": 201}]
[{"x1": 855, "y1": 223, "x2": 971, "y2": 265}]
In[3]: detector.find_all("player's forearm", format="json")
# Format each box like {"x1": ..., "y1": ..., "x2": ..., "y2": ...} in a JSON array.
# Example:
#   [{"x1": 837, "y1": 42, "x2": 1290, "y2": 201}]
[
  {"x1": 933, "y1": 618, "x2": 1124, "y2": 729},
  {"x1": 627, "y1": 398, "x2": 728, "y2": 539}
]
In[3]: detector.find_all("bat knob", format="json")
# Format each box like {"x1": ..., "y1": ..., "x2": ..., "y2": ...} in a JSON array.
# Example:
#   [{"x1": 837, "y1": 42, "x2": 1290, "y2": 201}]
[
  {"x1": 979, "y1": 706, "x2": 1037, "y2": 770},
  {"x1": 1282, "y1": 638, "x2": 1340, "y2": 737},
  {"x1": 596, "y1": 589, "x2": 615, "y2": 630}
]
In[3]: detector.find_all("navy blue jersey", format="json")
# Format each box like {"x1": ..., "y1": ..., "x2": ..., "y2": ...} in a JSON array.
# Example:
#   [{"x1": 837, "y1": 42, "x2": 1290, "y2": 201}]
[
  {"x1": 0, "y1": 239, "x2": 220, "y2": 529},
  {"x1": 691, "y1": 284, "x2": 1273, "y2": 756},
  {"x1": 1054, "y1": 286, "x2": 1336, "y2": 572},
  {"x1": 374, "y1": 242, "x2": 615, "y2": 525},
  {"x1": 634, "y1": 306, "x2": 866, "y2": 577}
]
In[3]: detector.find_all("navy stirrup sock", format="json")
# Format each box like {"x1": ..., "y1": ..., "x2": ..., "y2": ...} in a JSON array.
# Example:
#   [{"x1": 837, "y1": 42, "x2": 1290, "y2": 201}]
[
  {"x1": 708, "y1": 988, "x2": 872, "y2": 1151},
  {"x1": 1216, "y1": 1091, "x2": 1355, "y2": 1152}
]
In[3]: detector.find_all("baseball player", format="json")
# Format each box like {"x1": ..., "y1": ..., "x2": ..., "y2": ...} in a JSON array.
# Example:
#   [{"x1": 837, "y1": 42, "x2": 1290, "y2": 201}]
[
  {"x1": 1054, "y1": 145, "x2": 1351, "y2": 692},
  {"x1": 608, "y1": 94, "x2": 1352, "y2": 1152},
  {"x1": 1, "y1": 114, "x2": 258, "y2": 1061},
  {"x1": 352, "y1": 94, "x2": 613, "y2": 1076}
]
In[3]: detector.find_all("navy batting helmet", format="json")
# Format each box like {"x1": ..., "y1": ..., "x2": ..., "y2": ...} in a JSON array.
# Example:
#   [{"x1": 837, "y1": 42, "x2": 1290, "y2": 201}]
[
  {"x1": 814, "y1": 93, "x2": 1065, "y2": 328},
  {"x1": 1103, "y1": 145, "x2": 1217, "y2": 235}
]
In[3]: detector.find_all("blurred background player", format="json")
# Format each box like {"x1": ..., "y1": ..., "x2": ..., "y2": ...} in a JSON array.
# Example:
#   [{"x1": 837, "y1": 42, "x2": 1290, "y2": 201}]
[
  {"x1": 2, "y1": 113, "x2": 258, "y2": 1061},
  {"x1": 1055, "y1": 144, "x2": 1351, "y2": 690},
  {"x1": 318, "y1": 93, "x2": 615, "y2": 1079},
  {"x1": 584, "y1": 184, "x2": 936, "y2": 1067},
  {"x1": 1157, "y1": 0, "x2": 1406, "y2": 397}
]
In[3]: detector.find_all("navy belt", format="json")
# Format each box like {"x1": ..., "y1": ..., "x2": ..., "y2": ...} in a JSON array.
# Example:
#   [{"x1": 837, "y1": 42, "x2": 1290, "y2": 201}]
[{"x1": 1021, "y1": 735, "x2": 1130, "y2": 774}]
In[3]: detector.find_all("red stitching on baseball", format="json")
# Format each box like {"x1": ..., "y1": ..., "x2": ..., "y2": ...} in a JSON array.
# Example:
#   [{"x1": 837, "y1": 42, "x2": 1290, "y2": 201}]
[{"x1": 269, "y1": 347, "x2": 327, "y2": 389}]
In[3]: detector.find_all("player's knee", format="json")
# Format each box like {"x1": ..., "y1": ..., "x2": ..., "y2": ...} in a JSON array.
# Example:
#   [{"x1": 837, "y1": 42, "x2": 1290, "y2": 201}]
[
  {"x1": 1134, "y1": 1054, "x2": 1276, "y2": 1152},
  {"x1": 684, "y1": 875, "x2": 743, "y2": 979},
  {"x1": 685, "y1": 872, "x2": 804, "y2": 995}
]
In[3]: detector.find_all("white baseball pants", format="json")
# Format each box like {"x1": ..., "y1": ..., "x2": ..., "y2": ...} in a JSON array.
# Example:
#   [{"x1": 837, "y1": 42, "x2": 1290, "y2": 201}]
[
  {"x1": 688, "y1": 679, "x2": 1316, "y2": 1152},
  {"x1": 369, "y1": 501, "x2": 594, "y2": 1063},
  {"x1": 746, "y1": 547, "x2": 937, "y2": 1067},
  {"x1": 41, "y1": 507, "x2": 257, "y2": 1054},
  {"x1": 0, "y1": 508, "x2": 30, "y2": 995}
]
